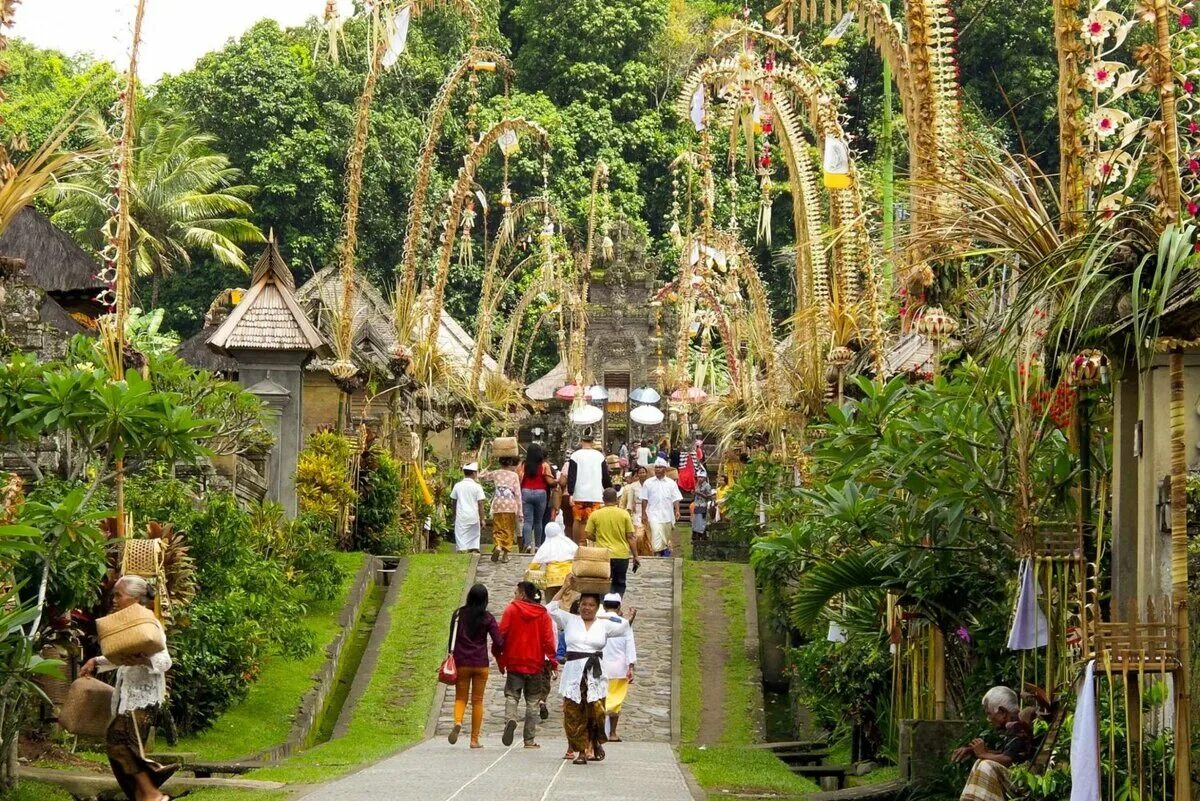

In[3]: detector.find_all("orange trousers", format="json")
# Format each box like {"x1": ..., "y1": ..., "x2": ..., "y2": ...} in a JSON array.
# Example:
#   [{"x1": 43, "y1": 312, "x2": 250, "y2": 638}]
[{"x1": 453, "y1": 666, "x2": 489, "y2": 742}]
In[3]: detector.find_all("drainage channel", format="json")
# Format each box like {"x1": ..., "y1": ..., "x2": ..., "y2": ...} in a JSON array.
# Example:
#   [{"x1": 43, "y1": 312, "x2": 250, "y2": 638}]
[{"x1": 309, "y1": 577, "x2": 388, "y2": 747}]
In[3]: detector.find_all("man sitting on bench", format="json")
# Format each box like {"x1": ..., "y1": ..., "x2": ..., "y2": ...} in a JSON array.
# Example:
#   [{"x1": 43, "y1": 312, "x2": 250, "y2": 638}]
[{"x1": 952, "y1": 686, "x2": 1033, "y2": 801}]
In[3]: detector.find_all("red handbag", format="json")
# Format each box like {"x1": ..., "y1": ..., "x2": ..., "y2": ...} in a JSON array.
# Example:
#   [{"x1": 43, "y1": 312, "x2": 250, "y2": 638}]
[{"x1": 438, "y1": 611, "x2": 460, "y2": 685}]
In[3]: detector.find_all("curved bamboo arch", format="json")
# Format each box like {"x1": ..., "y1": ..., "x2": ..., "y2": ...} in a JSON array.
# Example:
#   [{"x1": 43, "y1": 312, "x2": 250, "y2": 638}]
[
  {"x1": 653, "y1": 277, "x2": 742, "y2": 382},
  {"x1": 497, "y1": 277, "x2": 563, "y2": 373},
  {"x1": 672, "y1": 229, "x2": 776, "y2": 387},
  {"x1": 398, "y1": 46, "x2": 513, "y2": 296},
  {"x1": 423, "y1": 117, "x2": 551, "y2": 345}
]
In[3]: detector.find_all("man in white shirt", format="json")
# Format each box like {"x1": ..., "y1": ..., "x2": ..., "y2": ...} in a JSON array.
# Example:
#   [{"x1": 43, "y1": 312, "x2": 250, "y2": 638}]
[
  {"x1": 635, "y1": 440, "x2": 653, "y2": 469},
  {"x1": 566, "y1": 432, "x2": 611, "y2": 543},
  {"x1": 449, "y1": 463, "x2": 487, "y2": 553},
  {"x1": 601, "y1": 593, "x2": 636, "y2": 741},
  {"x1": 640, "y1": 458, "x2": 682, "y2": 555}
]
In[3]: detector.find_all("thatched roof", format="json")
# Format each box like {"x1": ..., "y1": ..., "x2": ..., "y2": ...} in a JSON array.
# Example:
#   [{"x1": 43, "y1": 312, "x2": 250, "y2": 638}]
[
  {"x1": 0, "y1": 207, "x2": 104, "y2": 293},
  {"x1": 527, "y1": 359, "x2": 568, "y2": 401},
  {"x1": 208, "y1": 242, "x2": 326, "y2": 354},
  {"x1": 177, "y1": 325, "x2": 239, "y2": 373},
  {"x1": 296, "y1": 268, "x2": 498, "y2": 381},
  {"x1": 37, "y1": 295, "x2": 89, "y2": 335}
]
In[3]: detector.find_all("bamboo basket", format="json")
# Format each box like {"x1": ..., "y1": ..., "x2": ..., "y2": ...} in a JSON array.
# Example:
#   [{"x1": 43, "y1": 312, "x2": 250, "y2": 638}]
[
  {"x1": 120, "y1": 538, "x2": 163, "y2": 577},
  {"x1": 573, "y1": 546, "x2": 610, "y2": 579},
  {"x1": 58, "y1": 677, "x2": 113, "y2": 738},
  {"x1": 96, "y1": 604, "x2": 165, "y2": 665}
]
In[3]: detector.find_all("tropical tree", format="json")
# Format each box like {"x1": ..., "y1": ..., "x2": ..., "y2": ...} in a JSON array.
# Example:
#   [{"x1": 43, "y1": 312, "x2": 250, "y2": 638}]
[{"x1": 51, "y1": 102, "x2": 264, "y2": 303}]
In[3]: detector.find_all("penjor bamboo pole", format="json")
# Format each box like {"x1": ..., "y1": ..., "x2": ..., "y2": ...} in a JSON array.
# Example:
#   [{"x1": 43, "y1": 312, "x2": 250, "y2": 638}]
[
  {"x1": 880, "y1": 59, "x2": 895, "y2": 290},
  {"x1": 113, "y1": 0, "x2": 148, "y2": 538},
  {"x1": 1169, "y1": 348, "x2": 1191, "y2": 801}
]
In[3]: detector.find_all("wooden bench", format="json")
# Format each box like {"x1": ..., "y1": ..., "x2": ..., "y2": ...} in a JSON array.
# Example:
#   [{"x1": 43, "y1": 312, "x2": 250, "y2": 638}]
[{"x1": 789, "y1": 764, "x2": 853, "y2": 790}]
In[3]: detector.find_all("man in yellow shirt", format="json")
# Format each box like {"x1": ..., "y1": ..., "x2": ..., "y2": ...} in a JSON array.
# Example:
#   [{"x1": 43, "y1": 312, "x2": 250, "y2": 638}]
[{"x1": 585, "y1": 487, "x2": 640, "y2": 595}]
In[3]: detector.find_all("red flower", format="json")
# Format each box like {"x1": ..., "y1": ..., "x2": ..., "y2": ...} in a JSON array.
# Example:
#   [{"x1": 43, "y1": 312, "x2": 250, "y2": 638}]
[
  {"x1": 1182, "y1": 11, "x2": 1194, "y2": 26},
  {"x1": 1186, "y1": 80, "x2": 1196, "y2": 94},
  {"x1": 1188, "y1": 200, "x2": 1199, "y2": 216}
]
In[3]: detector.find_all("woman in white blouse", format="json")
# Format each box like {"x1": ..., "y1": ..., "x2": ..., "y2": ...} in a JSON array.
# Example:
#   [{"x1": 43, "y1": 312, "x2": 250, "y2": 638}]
[
  {"x1": 81, "y1": 576, "x2": 178, "y2": 801},
  {"x1": 547, "y1": 576, "x2": 631, "y2": 764}
]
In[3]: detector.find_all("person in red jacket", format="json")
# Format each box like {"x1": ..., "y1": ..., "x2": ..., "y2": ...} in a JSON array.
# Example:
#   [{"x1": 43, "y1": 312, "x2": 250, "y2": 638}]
[{"x1": 499, "y1": 581, "x2": 558, "y2": 748}]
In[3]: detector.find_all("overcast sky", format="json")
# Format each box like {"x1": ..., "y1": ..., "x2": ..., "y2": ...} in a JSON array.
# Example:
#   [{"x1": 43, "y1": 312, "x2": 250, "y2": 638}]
[{"x1": 13, "y1": 1, "x2": 330, "y2": 82}]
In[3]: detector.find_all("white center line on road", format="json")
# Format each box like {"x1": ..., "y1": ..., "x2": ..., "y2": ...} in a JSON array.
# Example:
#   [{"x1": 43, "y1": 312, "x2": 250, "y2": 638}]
[
  {"x1": 441, "y1": 745, "x2": 516, "y2": 801},
  {"x1": 537, "y1": 757, "x2": 569, "y2": 801}
]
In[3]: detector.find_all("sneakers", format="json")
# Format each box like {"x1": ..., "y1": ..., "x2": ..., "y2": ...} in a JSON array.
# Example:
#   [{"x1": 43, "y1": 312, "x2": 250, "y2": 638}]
[
  {"x1": 502, "y1": 719, "x2": 517, "y2": 746},
  {"x1": 448, "y1": 723, "x2": 461, "y2": 744}
]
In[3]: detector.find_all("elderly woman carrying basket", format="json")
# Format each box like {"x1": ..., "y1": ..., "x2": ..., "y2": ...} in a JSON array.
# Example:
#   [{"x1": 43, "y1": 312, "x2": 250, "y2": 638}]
[
  {"x1": 81, "y1": 576, "x2": 177, "y2": 801},
  {"x1": 547, "y1": 574, "x2": 631, "y2": 764}
]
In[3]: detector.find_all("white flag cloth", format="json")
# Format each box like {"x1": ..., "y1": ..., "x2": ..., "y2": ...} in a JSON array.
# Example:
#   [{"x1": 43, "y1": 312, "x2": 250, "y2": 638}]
[
  {"x1": 1070, "y1": 660, "x2": 1101, "y2": 801},
  {"x1": 690, "y1": 85, "x2": 706, "y2": 131},
  {"x1": 1007, "y1": 557, "x2": 1049, "y2": 650},
  {"x1": 827, "y1": 622, "x2": 847, "y2": 643},
  {"x1": 381, "y1": 5, "x2": 412, "y2": 69}
]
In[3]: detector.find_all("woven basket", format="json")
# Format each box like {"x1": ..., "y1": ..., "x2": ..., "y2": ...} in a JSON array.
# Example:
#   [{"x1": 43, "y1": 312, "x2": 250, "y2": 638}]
[
  {"x1": 121, "y1": 538, "x2": 163, "y2": 577},
  {"x1": 97, "y1": 604, "x2": 165, "y2": 665},
  {"x1": 572, "y1": 576, "x2": 612, "y2": 595},
  {"x1": 573, "y1": 546, "x2": 611, "y2": 579},
  {"x1": 58, "y1": 677, "x2": 113, "y2": 738},
  {"x1": 524, "y1": 567, "x2": 547, "y2": 589},
  {"x1": 34, "y1": 645, "x2": 72, "y2": 708},
  {"x1": 493, "y1": 437, "x2": 519, "y2": 458}
]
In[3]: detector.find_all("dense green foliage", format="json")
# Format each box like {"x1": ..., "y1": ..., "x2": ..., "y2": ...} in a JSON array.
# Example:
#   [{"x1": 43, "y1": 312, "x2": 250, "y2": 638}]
[
  {"x1": 126, "y1": 475, "x2": 343, "y2": 734},
  {"x1": 354, "y1": 448, "x2": 403, "y2": 553},
  {"x1": 749, "y1": 365, "x2": 1088, "y2": 754}
]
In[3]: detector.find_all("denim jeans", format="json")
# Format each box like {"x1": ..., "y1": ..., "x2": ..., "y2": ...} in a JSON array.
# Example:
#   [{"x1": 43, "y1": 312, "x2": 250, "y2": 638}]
[{"x1": 521, "y1": 488, "x2": 548, "y2": 547}]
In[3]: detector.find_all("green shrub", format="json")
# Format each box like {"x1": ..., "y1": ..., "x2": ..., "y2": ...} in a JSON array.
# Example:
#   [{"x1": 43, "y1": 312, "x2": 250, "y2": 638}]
[
  {"x1": 296, "y1": 431, "x2": 356, "y2": 524},
  {"x1": 354, "y1": 449, "x2": 401, "y2": 553},
  {"x1": 124, "y1": 475, "x2": 333, "y2": 735}
]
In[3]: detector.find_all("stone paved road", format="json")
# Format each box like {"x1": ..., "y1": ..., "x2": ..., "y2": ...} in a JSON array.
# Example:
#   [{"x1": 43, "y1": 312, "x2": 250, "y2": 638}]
[
  {"x1": 297, "y1": 738, "x2": 695, "y2": 801},
  {"x1": 434, "y1": 553, "x2": 676, "y2": 744}
]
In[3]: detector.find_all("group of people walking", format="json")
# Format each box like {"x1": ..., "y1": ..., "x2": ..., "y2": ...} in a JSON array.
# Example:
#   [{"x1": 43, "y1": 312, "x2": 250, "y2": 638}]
[
  {"x1": 446, "y1": 576, "x2": 638, "y2": 764},
  {"x1": 450, "y1": 431, "x2": 714, "y2": 558}
]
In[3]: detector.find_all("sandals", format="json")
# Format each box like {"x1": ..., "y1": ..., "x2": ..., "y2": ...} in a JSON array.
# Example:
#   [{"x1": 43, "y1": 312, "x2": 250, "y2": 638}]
[
  {"x1": 502, "y1": 720, "x2": 517, "y2": 746},
  {"x1": 572, "y1": 755, "x2": 589, "y2": 765},
  {"x1": 524, "y1": 742, "x2": 541, "y2": 749},
  {"x1": 562, "y1": 751, "x2": 575, "y2": 760},
  {"x1": 539, "y1": 702, "x2": 549, "y2": 721},
  {"x1": 490, "y1": 549, "x2": 500, "y2": 562},
  {"x1": 592, "y1": 744, "x2": 606, "y2": 762},
  {"x1": 448, "y1": 723, "x2": 461, "y2": 744}
]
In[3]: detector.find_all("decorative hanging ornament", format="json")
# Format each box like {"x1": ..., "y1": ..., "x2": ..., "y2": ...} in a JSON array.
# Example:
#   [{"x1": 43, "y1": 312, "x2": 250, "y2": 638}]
[
  {"x1": 497, "y1": 129, "x2": 520, "y2": 157},
  {"x1": 827, "y1": 345, "x2": 855, "y2": 368},
  {"x1": 1066, "y1": 349, "x2": 1108, "y2": 388},
  {"x1": 690, "y1": 84, "x2": 706, "y2": 132},
  {"x1": 915, "y1": 306, "x2": 959, "y2": 340},
  {"x1": 823, "y1": 137, "x2": 852, "y2": 189},
  {"x1": 381, "y1": 5, "x2": 411, "y2": 70}
]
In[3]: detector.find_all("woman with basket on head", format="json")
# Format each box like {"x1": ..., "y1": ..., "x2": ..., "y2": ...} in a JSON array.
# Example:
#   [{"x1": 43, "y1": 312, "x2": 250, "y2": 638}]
[
  {"x1": 547, "y1": 575, "x2": 631, "y2": 764},
  {"x1": 80, "y1": 576, "x2": 177, "y2": 801}
]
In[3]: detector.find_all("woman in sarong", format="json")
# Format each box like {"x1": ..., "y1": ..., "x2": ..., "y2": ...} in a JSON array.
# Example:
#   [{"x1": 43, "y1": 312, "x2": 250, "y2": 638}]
[
  {"x1": 81, "y1": 576, "x2": 178, "y2": 801},
  {"x1": 547, "y1": 576, "x2": 630, "y2": 764}
]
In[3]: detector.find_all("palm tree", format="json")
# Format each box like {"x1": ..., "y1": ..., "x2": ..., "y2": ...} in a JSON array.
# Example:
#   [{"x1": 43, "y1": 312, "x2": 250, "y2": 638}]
[{"x1": 52, "y1": 103, "x2": 263, "y2": 304}]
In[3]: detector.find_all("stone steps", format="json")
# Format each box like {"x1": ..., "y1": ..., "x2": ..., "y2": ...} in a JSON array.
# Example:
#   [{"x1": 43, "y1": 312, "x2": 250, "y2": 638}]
[{"x1": 433, "y1": 554, "x2": 676, "y2": 743}]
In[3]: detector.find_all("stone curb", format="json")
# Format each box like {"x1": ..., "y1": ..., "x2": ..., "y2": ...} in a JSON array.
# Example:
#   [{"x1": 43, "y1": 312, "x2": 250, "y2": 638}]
[
  {"x1": 332, "y1": 559, "x2": 407, "y2": 738},
  {"x1": 424, "y1": 552, "x2": 480, "y2": 740},
  {"x1": 742, "y1": 562, "x2": 766, "y2": 740},
  {"x1": 670, "y1": 555, "x2": 682, "y2": 745}
]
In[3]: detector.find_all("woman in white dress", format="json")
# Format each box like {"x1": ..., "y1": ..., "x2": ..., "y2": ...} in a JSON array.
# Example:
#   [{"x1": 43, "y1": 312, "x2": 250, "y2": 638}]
[
  {"x1": 547, "y1": 576, "x2": 631, "y2": 764},
  {"x1": 81, "y1": 576, "x2": 178, "y2": 801}
]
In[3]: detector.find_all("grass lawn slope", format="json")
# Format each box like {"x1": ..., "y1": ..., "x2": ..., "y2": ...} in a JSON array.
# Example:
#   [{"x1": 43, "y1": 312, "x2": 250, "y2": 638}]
[
  {"x1": 679, "y1": 560, "x2": 820, "y2": 799},
  {"x1": 176, "y1": 552, "x2": 368, "y2": 762}
]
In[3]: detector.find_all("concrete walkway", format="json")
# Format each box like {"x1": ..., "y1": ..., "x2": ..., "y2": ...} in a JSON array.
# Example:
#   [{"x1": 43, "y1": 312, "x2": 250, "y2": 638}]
[{"x1": 297, "y1": 738, "x2": 695, "y2": 801}]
